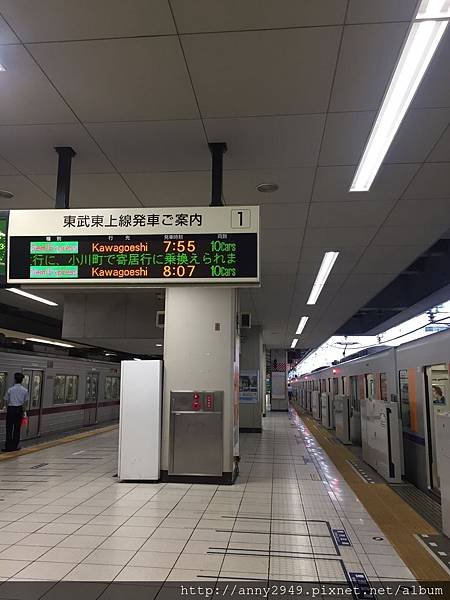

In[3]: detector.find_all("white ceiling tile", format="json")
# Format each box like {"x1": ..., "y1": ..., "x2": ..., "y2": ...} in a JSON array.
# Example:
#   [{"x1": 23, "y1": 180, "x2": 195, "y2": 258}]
[
  {"x1": 353, "y1": 245, "x2": 427, "y2": 274},
  {"x1": 303, "y1": 226, "x2": 377, "y2": 247},
  {"x1": 261, "y1": 202, "x2": 308, "y2": 229},
  {"x1": 371, "y1": 225, "x2": 446, "y2": 246},
  {"x1": 205, "y1": 115, "x2": 325, "y2": 169},
  {"x1": 0, "y1": 155, "x2": 18, "y2": 175},
  {"x1": 123, "y1": 171, "x2": 211, "y2": 207},
  {"x1": 172, "y1": 0, "x2": 347, "y2": 32},
  {"x1": 262, "y1": 262, "x2": 299, "y2": 276},
  {"x1": 0, "y1": 44, "x2": 75, "y2": 124},
  {"x1": 346, "y1": 0, "x2": 418, "y2": 24},
  {"x1": 0, "y1": 123, "x2": 114, "y2": 174},
  {"x1": 428, "y1": 125, "x2": 450, "y2": 162},
  {"x1": 28, "y1": 37, "x2": 199, "y2": 122},
  {"x1": 87, "y1": 121, "x2": 210, "y2": 173},
  {"x1": 308, "y1": 200, "x2": 395, "y2": 228},
  {"x1": 0, "y1": 0, "x2": 175, "y2": 42},
  {"x1": 312, "y1": 163, "x2": 419, "y2": 202},
  {"x1": 0, "y1": 14, "x2": 19, "y2": 43},
  {"x1": 223, "y1": 168, "x2": 315, "y2": 205},
  {"x1": 182, "y1": 27, "x2": 341, "y2": 117},
  {"x1": 385, "y1": 108, "x2": 450, "y2": 163},
  {"x1": 330, "y1": 23, "x2": 409, "y2": 112},
  {"x1": 261, "y1": 228, "x2": 301, "y2": 263},
  {"x1": 412, "y1": 27, "x2": 450, "y2": 109},
  {"x1": 385, "y1": 198, "x2": 450, "y2": 226},
  {"x1": 318, "y1": 111, "x2": 375, "y2": 166},
  {"x1": 0, "y1": 175, "x2": 53, "y2": 208},
  {"x1": 403, "y1": 163, "x2": 450, "y2": 198},
  {"x1": 31, "y1": 173, "x2": 141, "y2": 208}
]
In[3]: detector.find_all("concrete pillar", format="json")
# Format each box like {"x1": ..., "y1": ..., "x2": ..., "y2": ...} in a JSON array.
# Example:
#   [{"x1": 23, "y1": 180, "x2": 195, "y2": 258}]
[
  {"x1": 161, "y1": 287, "x2": 239, "y2": 484},
  {"x1": 271, "y1": 349, "x2": 288, "y2": 411},
  {"x1": 239, "y1": 326, "x2": 263, "y2": 432}
]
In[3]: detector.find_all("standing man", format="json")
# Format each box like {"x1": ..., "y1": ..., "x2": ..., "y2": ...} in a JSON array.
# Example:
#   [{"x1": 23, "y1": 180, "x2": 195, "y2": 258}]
[{"x1": 2, "y1": 373, "x2": 28, "y2": 452}]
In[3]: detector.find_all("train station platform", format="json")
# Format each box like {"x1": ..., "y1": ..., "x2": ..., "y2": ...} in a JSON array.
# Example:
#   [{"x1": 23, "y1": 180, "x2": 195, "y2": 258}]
[{"x1": 0, "y1": 411, "x2": 448, "y2": 597}]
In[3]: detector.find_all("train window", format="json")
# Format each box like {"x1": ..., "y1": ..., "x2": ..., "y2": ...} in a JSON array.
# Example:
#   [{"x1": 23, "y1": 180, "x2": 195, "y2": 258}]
[
  {"x1": 399, "y1": 370, "x2": 411, "y2": 429},
  {"x1": 366, "y1": 374, "x2": 376, "y2": 400},
  {"x1": 53, "y1": 375, "x2": 79, "y2": 404},
  {"x1": 332, "y1": 378, "x2": 338, "y2": 395},
  {"x1": 105, "y1": 376, "x2": 120, "y2": 401},
  {"x1": 0, "y1": 373, "x2": 7, "y2": 408}
]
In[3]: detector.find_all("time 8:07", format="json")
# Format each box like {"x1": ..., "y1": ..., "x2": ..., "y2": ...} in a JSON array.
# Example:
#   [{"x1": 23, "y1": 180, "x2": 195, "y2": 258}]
[{"x1": 163, "y1": 240, "x2": 196, "y2": 253}]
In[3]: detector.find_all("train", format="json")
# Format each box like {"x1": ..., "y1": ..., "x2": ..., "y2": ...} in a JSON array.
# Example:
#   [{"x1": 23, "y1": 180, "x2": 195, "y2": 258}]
[
  {"x1": 291, "y1": 328, "x2": 450, "y2": 496},
  {"x1": 0, "y1": 349, "x2": 121, "y2": 443}
]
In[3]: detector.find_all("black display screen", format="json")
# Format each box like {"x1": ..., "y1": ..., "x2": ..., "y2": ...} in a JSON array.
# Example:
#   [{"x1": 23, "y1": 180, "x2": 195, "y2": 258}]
[{"x1": 8, "y1": 233, "x2": 259, "y2": 283}]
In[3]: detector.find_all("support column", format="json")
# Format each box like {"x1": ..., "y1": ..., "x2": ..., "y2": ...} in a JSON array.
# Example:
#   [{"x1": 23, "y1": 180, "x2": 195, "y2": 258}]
[
  {"x1": 271, "y1": 349, "x2": 288, "y2": 411},
  {"x1": 55, "y1": 146, "x2": 76, "y2": 209},
  {"x1": 161, "y1": 287, "x2": 239, "y2": 484},
  {"x1": 239, "y1": 326, "x2": 263, "y2": 432}
]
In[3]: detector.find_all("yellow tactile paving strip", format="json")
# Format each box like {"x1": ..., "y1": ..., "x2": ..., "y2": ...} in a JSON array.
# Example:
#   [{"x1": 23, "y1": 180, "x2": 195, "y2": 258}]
[
  {"x1": 294, "y1": 407, "x2": 449, "y2": 581},
  {"x1": 0, "y1": 424, "x2": 118, "y2": 462}
]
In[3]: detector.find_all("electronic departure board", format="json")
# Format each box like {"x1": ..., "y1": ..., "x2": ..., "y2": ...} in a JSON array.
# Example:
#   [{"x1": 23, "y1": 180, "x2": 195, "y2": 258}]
[{"x1": 7, "y1": 207, "x2": 260, "y2": 285}]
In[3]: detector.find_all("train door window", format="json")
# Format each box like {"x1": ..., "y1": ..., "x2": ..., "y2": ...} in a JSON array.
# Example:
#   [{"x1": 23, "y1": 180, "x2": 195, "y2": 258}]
[
  {"x1": 53, "y1": 376, "x2": 66, "y2": 404},
  {"x1": 399, "y1": 370, "x2": 411, "y2": 429},
  {"x1": 425, "y1": 363, "x2": 449, "y2": 491},
  {"x1": 380, "y1": 373, "x2": 388, "y2": 401},
  {"x1": 341, "y1": 377, "x2": 346, "y2": 395},
  {"x1": 0, "y1": 373, "x2": 7, "y2": 408},
  {"x1": 105, "y1": 377, "x2": 112, "y2": 401},
  {"x1": 349, "y1": 376, "x2": 359, "y2": 410},
  {"x1": 366, "y1": 374, "x2": 376, "y2": 400},
  {"x1": 65, "y1": 376, "x2": 79, "y2": 403},
  {"x1": 332, "y1": 378, "x2": 338, "y2": 396},
  {"x1": 29, "y1": 372, "x2": 43, "y2": 409},
  {"x1": 112, "y1": 377, "x2": 120, "y2": 400}
]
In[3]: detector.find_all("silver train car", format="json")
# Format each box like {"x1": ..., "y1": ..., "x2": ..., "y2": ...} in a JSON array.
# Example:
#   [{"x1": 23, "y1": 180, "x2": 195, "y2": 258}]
[
  {"x1": 0, "y1": 350, "x2": 120, "y2": 442},
  {"x1": 292, "y1": 329, "x2": 450, "y2": 496}
]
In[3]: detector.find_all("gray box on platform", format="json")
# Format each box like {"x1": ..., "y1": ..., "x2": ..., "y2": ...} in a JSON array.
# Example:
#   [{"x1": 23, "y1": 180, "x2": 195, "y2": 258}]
[{"x1": 169, "y1": 390, "x2": 223, "y2": 477}]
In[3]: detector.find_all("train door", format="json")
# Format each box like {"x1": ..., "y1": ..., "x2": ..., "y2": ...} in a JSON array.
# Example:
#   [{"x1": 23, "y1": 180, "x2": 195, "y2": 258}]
[
  {"x1": 424, "y1": 363, "x2": 449, "y2": 492},
  {"x1": 21, "y1": 370, "x2": 44, "y2": 438},
  {"x1": 84, "y1": 373, "x2": 99, "y2": 426}
]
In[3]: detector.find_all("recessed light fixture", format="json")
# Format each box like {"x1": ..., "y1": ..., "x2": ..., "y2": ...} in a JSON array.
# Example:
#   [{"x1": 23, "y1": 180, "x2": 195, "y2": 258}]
[
  {"x1": 256, "y1": 182, "x2": 279, "y2": 193},
  {"x1": 26, "y1": 337, "x2": 74, "y2": 348},
  {"x1": 350, "y1": 0, "x2": 450, "y2": 192},
  {"x1": 296, "y1": 316, "x2": 309, "y2": 336},
  {"x1": 0, "y1": 190, "x2": 13, "y2": 199},
  {"x1": 6, "y1": 287, "x2": 58, "y2": 306},
  {"x1": 291, "y1": 338, "x2": 299, "y2": 349},
  {"x1": 306, "y1": 251, "x2": 339, "y2": 305}
]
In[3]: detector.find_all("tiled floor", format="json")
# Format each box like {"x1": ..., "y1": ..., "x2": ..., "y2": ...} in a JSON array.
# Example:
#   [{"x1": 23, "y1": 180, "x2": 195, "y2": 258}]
[{"x1": 0, "y1": 411, "x2": 415, "y2": 588}]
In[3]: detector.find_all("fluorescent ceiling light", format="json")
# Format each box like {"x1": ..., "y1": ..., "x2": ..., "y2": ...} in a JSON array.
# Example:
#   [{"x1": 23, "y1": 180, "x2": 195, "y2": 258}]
[
  {"x1": 156, "y1": 343, "x2": 163, "y2": 347},
  {"x1": 291, "y1": 339, "x2": 299, "y2": 349},
  {"x1": 296, "y1": 316, "x2": 309, "y2": 336},
  {"x1": 0, "y1": 64, "x2": 5, "y2": 72},
  {"x1": 26, "y1": 337, "x2": 74, "y2": 348},
  {"x1": 417, "y1": 0, "x2": 450, "y2": 20},
  {"x1": 6, "y1": 287, "x2": 58, "y2": 306},
  {"x1": 307, "y1": 252, "x2": 339, "y2": 305},
  {"x1": 350, "y1": 1, "x2": 449, "y2": 192}
]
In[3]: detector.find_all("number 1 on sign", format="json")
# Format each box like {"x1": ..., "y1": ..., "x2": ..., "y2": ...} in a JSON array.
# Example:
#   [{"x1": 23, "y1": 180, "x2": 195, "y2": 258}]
[{"x1": 231, "y1": 209, "x2": 251, "y2": 228}]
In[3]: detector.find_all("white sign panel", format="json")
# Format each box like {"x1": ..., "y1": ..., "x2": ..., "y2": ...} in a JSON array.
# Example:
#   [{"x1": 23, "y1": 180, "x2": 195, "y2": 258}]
[{"x1": 7, "y1": 206, "x2": 260, "y2": 285}]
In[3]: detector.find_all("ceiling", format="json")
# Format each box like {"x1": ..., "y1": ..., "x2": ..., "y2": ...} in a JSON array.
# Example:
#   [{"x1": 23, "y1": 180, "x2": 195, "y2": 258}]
[{"x1": 0, "y1": 0, "x2": 449, "y2": 351}]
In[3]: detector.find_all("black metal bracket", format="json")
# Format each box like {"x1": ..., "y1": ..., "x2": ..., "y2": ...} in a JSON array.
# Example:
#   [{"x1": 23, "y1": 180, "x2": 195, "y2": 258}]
[
  {"x1": 208, "y1": 142, "x2": 227, "y2": 207},
  {"x1": 55, "y1": 146, "x2": 76, "y2": 209}
]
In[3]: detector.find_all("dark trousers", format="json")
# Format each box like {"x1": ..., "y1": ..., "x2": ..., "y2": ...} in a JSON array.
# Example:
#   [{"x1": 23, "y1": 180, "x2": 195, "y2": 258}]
[{"x1": 5, "y1": 406, "x2": 23, "y2": 451}]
